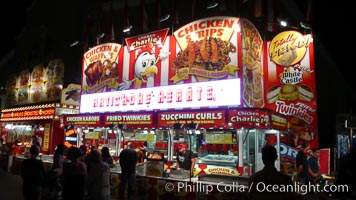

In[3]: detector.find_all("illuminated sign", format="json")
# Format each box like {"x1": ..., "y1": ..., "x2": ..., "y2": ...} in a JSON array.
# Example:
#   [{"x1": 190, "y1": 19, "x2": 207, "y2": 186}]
[
  {"x1": 1, "y1": 108, "x2": 55, "y2": 121},
  {"x1": 228, "y1": 109, "x2": 269, "y2": 125},
  {"x1": 80, "y1": 79, "x2": 241, "y2": 113},
  {"x1": 158, "y1": 111, "x2": 225, "y2": 125},
  {"x1": 64, "y1": 115, "x2": 102, "y2": 125},
  {"x1": 64, "y1": 129, "x2": 78, "y2": 148},
  {"x1": 104, "y1": 113, "x2": 153, "y2": 125}
]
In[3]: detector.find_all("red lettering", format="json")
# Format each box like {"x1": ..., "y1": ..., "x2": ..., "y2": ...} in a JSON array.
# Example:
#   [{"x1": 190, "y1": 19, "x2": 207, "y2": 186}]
[
  {"x1": 197, "y1": 87, "x2": 202, "y2": 101},
  {"x1": 99, "y1": 98, "x2": 104, "y2": 107},
  {"x1": 138, "y1": 93, "x2": 143, "y2": 104},
  {"x1": 145, "y1": 93, "x2": 151, "y2": 104},
  {"x1": 186, "y1": 87, "x2": 192, "y2": 101},
  {"x1": 176, "y1": 89, "x2": 182, "y2": 102},
  {"x1": 167, "y1": 90, "x2": 173, "y2": 103},
  {"x1": 158, "y1": 91, "x2": 164, "y2": 103},
  {"x1": 122, "y1": 94, "x2": 127, "y2": 105},
  {"x1": 129, "y1": 93, "x2": 135, "y2": 105},
  {"x1": 207, "y1": 87, "x2": 213, "y2": 100},
  {"x1": 114, "y1": 96, "x2": 120, "y2": 106}
]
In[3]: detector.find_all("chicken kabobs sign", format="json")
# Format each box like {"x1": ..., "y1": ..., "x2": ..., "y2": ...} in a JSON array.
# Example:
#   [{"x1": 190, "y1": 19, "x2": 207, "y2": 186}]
[
  {"x1": 171, "y1": 16, "x2": 239, "y2": 83},
  {"x1": 80, "y1": 79, "x2": 241, "y2": 113}
]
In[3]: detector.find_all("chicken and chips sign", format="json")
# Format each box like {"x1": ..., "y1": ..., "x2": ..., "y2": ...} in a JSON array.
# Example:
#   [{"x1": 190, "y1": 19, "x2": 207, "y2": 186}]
[{"x1": 172, "y1": 16, "x2": 239, "y2": 83}]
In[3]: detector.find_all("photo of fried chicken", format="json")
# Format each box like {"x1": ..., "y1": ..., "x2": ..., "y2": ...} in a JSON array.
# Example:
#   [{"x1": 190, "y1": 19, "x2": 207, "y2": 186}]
[
  {"x1": 85, "y1": 61, "x2": 104, "y2": 86},
  {"x1": 172, "y1": 37, "x2": 236, "y2": 72}
]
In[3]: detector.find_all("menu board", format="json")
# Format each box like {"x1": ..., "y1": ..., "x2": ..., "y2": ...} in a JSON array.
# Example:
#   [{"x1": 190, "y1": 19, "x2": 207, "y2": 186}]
[{"x1": 206, "y1": 133, "x2": 232, "y2": 144}]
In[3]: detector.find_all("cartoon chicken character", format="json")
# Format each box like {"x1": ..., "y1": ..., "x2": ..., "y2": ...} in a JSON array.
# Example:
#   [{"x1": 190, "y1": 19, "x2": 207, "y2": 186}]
[{"x1": 119, "y1": 43, "x2": 170, "y2": 90}]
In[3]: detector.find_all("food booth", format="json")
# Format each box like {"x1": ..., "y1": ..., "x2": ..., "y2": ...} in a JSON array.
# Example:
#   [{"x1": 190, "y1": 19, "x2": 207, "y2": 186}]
[
  {"x1": 63, "y1": 15, "x2": 317, "y2": 198},
  {"x1": 3, "y1": 15, "x2": 317, "y2": 199},
  {"x1": 0, "y1": 103, "x2": 79, "y2": 155},
  {"x1": 0, "y1": 58, "x2": 82, "y2": 156}
]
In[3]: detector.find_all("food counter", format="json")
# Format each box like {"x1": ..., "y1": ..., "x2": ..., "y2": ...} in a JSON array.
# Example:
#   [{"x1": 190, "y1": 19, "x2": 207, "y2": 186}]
[
  {"x1": 11, "y1": 155, "x2": 249, "y2": 199},
  {"x1": 198, "y1": 154, "x2": 238, "y2": 166}
]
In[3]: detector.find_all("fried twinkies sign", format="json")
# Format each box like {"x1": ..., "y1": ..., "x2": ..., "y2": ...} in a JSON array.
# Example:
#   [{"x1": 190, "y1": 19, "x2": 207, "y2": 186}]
[
  {"x1": 80, "y1": 79, "x2": 241, "y2": 113},
  {"x1": 104, "y1": 113, "x2": 153, "y2": 125}
]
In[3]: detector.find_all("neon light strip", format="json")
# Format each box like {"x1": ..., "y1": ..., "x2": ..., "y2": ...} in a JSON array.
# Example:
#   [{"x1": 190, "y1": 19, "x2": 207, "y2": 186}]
[{"x1": 80, "y1": 79, "x2": 241, "y2": 113}]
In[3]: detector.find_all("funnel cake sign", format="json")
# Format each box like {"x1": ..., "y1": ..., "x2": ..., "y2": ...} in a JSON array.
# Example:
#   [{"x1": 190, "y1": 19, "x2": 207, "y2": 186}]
[{"x1": 269, "y1": 31, "x2": 311, "y2": 67}]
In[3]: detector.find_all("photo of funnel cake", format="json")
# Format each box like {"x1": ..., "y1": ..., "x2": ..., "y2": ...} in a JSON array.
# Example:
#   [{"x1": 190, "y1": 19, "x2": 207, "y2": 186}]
[{"x1": 278, "y1": 49, "x2": 297, "y2": 67}]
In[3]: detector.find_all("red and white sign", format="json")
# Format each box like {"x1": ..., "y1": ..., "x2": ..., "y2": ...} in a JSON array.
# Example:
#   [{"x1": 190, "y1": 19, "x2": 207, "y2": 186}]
[
  {"x1": 228, "y1": 109, "x2": 270, "y2": 126},
  {"x1": 125, "y1": 28, "x2": 169, "y2": 51}
]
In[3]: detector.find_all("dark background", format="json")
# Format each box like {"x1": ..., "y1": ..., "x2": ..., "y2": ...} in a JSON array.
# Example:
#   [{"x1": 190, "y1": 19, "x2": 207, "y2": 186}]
[{"x1": 0, "y1": 0, "x2": 355, "y2": 152}]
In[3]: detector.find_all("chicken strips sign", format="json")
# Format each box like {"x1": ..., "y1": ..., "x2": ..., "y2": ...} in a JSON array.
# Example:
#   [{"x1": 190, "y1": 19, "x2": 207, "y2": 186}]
[{"x1": 171, "y1": 16, "x2": 239, "y2": 83}]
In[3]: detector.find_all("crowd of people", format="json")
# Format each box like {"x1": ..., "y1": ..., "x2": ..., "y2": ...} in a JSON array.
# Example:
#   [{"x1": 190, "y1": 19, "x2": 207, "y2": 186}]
[
  {"x1": 2, "y1": 136, "x2": 355, "y2": 200},
  {"x1": 16, "y1": 142, "x2": 148, "y2": 200},
  {"x1": 17, "y1": 143, "x2": 119, "y2": 200}
]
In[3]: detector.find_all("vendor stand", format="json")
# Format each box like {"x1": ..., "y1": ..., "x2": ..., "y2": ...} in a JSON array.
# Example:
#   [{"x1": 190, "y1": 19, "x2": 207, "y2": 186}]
[
  {"x1": 0, "y1": 103, "x2": 79, "y2": 155},
  {"x1": 63, "y1": 16, "x2": 316, "y2": 199}
]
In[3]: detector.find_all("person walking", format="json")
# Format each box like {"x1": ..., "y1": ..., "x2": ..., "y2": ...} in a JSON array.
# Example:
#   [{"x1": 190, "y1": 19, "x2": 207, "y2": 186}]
[
  {"x1": 308, "y1": 147, "x2": 320, "y2": 184},
  {"x1": 87, "y1": 149, "x2": 111, "y2": 200},
  {"x1": 62, "y1": 146, "x2": 87, "y2": 200},
  {"x1": 119, "y1": 143, "x2": 137, "y2": 200},
  {"x1": 248, "y1": 145, "x2": 298, "y2": 200},
  {"x1": 296, "y1": 140, "x2": 310, "y2": 184},
  {"x1": 21, "y1": 145, "x2": 46, "y2": 200}
]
